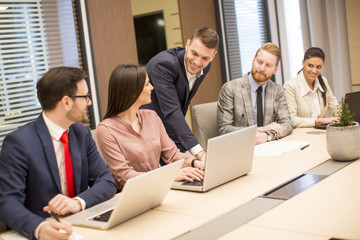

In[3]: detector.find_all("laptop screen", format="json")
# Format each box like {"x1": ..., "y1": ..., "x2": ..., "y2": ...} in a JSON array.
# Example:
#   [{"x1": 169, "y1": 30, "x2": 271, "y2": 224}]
[{"x1": 345, "y1": 91, "x2": 360, "y2": 123}]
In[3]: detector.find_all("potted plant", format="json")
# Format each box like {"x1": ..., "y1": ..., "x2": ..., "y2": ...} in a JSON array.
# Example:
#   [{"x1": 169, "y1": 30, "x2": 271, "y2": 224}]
[{"x1": 326, "y1": 98, "x2": 360, "y2": 161}]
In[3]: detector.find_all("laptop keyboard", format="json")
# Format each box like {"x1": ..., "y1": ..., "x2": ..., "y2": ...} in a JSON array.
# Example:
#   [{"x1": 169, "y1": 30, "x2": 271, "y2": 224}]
[
  {"x1": 92, "y1": 209, "x2": 113, "y2": 222},
  {"x1": 181, "y1": 180, "x2": 204, "y2": 186}
]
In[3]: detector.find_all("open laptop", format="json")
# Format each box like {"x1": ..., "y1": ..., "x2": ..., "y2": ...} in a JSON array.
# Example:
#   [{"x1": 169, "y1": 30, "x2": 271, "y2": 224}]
[
  {"x1": 62, "y1": 159, "x2": 183, "y2": 229},
  {"x1": 314, "y1": 91, "x2": 360, "y2": 130},
  {"x1": 172, "y1": 125, "x2": 256, "y2": 192},
  {"x1": 345, "y1": 91, "x2": 360, "y2": 123}
]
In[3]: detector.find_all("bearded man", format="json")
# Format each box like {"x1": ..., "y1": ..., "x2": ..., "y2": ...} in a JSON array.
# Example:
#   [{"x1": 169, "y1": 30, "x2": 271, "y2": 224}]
[{"x1": 217, "y1": 43, "x2": 293, "y2": 144}]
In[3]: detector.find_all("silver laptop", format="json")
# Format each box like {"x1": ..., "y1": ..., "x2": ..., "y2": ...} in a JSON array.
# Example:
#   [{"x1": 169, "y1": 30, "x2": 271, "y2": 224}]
[
  {"x1": 172, "y1": 125, "x2": 256, "y2": 192},
  {"x1": 63, "y1": 159, "x2": 183, "y2": 229}
]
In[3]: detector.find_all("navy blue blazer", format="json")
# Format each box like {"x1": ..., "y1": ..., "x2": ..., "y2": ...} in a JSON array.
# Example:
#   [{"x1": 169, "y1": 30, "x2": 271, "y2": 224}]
[
  {"x1": 0, "y1": 115, "x2": 116, "y2": 239},
  {"x1": 142, "y1": 47, "x2": 211, "y2": 152}
]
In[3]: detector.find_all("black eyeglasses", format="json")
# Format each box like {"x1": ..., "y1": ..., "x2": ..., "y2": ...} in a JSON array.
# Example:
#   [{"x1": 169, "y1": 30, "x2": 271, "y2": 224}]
[{"x1": 71, "y1": 94, "x2": 91, "y2": 103}]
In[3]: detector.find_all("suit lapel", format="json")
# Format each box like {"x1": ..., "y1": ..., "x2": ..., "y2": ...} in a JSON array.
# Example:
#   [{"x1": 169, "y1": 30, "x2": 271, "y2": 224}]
[
  {"x1": 189, "y1": 62, "x2": 211, "y2": 102},
  {"x1": 36, "y1": 115, "x2": 62, "y2": 193},
  {"x1": 68, "y1": 127, "x2": 81, "y2": 195},
  {"x1": 240, "y1": 76, "x2": 255, "y2": 126},
  {"x1": 178, "y1": 49, "x2": 190, "y2": 108},
  {"x1": 189, "y1": 78, "x2": 201, "y2": 100}
]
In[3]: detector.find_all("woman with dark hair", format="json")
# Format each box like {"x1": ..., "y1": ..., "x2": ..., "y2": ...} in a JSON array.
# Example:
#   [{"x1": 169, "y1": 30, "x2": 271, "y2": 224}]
[
  {"x1": 283, "y1": 47, "x2": 339, "y2": 128},
  {"x1": 96, "y1": 64, "x2": 204, "y2": 189}
]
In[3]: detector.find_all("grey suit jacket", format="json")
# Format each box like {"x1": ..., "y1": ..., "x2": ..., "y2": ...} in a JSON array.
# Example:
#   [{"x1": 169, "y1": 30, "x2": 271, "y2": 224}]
[{"x1": 217, "y1": 75, "x2": 293, "y2": 136}]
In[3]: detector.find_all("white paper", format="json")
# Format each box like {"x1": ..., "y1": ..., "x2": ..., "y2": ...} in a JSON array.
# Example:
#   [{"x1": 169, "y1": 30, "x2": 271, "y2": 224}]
[
  {"x1": 2, "y1": 231, "x2": 83, "y2": 240},
  {"x1": 2, "y1": 232, "x2": 27, "y2": 240},
  {"x1": 254, "y1": 140, "x2": 309, "y2": 157},
  {"x1": 68, "y1": 232, "x2": 83, "y2": 240}
]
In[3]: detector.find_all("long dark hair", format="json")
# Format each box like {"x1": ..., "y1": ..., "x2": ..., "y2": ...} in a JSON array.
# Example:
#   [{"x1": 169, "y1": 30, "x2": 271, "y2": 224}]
[
  {"x1": 298, "y1": 47, "x2": 327, "y2": 106},
  {"x1": 103, "y1": 64, "x2": 146, "y2": 119}
]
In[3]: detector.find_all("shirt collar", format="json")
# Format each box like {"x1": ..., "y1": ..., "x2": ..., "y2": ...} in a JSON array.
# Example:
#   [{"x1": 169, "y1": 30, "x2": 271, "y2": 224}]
[
  {"x1": 42, "y1": 112, "x2": 68, "y2": 141},
  {"x1": 299, "y1": 71, "x2": 324, "y2": 97},
  {"x1": 184, "y1": 53, "x2": 203, "y2": 80}
]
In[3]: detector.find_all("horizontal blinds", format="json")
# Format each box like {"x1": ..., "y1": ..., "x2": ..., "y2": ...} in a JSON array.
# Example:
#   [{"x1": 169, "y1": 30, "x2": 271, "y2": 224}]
[
  {"x1": 0, "y1": 0, "x2": 83, "y2": 149},
  {"x1": 221, "y1": 0, "x2": 270, "y2": 80}
]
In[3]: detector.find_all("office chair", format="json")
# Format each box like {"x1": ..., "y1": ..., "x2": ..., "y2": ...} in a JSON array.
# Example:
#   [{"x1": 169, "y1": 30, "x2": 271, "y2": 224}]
[
  {"x1": 91, "y1": 129, "x2": 98, "y2": 147},
  {"x1": 191, "y1": 102, "x2": 218, "y2": 152},
  {"x1": 90, "y1": 128, "x2": 104, "y2": 159},
  {"x1": 0, "y1": 221, "x2": 6, "y2": 233}
]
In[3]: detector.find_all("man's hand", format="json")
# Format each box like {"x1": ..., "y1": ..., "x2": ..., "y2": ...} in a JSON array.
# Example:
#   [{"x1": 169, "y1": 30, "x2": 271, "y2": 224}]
[
  {"x1": 43, "y1": 194, "x2": 81, "y2": 216},
  {"x1": 195, "y1": 150, "x2": 206, "y2": 161},
  {"x1": 194, "y1": 150, "x2": 206, "y2": 170},
  {"x1": 258, "y1": 122, "x2": 284, "y2": 137},
  {"x1": 194, "y1": 160, "x2": 205, "y2": 170},
  {"x1": 175, "y1": 167, "x2": 204, "y2": 182},
  {"x1": 38, "y1": 220, "x2": 72, "y2": 240},
  {"x1": 255, "y1": 131, "x2": 267, "y2": 145}
]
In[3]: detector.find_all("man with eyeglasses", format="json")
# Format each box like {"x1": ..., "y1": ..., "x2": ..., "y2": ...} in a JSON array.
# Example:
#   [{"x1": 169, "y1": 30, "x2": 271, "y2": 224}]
[
  {"x1": 0, "y1": 67, "x2": 117, "y2": 240},
  {"x1": 217, "y1": 43, "x2": 293, "y2": 144}
]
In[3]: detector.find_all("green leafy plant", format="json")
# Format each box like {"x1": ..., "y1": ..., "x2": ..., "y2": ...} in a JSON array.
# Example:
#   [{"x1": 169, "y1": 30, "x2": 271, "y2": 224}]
[{"x1": 333, "y1": 98, "x2": 354, "y2": 126}]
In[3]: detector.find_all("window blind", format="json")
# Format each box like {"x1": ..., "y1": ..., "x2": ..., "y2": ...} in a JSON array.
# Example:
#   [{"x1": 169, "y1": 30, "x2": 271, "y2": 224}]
[
  {"x1": 219, "y1": 0, "x2": 270, "y2": 81},
  {"x1": 0, "y1": 0, "x2": 84, "y2": 149}
]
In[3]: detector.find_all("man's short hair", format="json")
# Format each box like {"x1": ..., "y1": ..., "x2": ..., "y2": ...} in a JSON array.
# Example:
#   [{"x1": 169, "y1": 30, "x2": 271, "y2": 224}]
[
  {"x1": 255, "y1": 42, "x2": 281, "y2": 66},
  {"x1": 190, "y1": 27, "x2": 219, "y2": 50},
  {"x1": 37, "y1": 67, "x2": 88, "y2": 111}
]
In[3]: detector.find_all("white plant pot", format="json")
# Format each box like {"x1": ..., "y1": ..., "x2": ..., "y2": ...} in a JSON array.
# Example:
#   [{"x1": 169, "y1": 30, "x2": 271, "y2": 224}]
[{"x1": 326, "y1": 122, "x2": 360, "y2": 161}]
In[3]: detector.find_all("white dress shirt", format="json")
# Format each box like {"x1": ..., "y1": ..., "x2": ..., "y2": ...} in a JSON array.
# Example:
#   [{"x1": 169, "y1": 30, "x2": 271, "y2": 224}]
[
  {"x1": 184, "y1": 54, "x2": 204, "y2": 156},
  {"x1": 35, "y1": 113, "x2": 85, "y2": 239},
  {"x1": 299, "y1": 77, "x2": 322, "y2": 120}
]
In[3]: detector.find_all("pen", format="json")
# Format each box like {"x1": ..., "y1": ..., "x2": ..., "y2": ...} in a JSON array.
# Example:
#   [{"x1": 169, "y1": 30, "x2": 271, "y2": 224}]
[
  {"x1": 48, "y1": 211, "x2": 60, "y2": 222},
  {"x1": 48, "y1": 211, "x2": 68, "y2": 234},
  {"x1": 301, "y1": 144, "x2": 310, "y2": 151}
]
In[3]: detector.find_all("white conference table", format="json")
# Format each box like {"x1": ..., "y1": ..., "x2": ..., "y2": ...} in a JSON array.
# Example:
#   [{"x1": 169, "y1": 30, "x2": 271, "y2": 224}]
[
  {"x1": 219, "y1": 224, "x2": 330, "y2": 240},
  {"x1": 221, "y1": 156, "x2": 360, "y2": 240},
  {"x1": 1, "y1": 128, "x2": 335, "y2": 240},
  {"x1": 156, "y1": 128, "x2": 330, "y2": 219}
]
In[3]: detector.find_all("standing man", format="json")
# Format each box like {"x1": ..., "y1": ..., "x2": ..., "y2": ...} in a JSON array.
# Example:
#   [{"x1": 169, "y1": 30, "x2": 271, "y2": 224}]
[
  {"x1": 142, "y1": 27, "x2": 219, "y2": 161},
  {"x1": 0, "y1": 67, "x2": 117, "y2": 240},
  {"x1": 217, "y1": 43, "x2": 293, "y2": 144}
]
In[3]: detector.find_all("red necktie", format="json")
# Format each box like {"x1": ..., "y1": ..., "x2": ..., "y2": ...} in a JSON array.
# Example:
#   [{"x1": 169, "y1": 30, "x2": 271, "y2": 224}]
[{"x1": 60, "y1": 131, "x2": 75, "y2": 198}]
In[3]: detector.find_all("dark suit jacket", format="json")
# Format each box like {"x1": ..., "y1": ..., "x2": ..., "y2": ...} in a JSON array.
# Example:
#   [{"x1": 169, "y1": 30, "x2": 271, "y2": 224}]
[
  {"x1": 142, "y1": 47, "x2": 211, "y2": 152},
  {"x1": 217, "y1": 75, "x2": 293, "y2": 136},
  {"x1": 0, "y1": 115, "x2": 116, "y2": 239}
]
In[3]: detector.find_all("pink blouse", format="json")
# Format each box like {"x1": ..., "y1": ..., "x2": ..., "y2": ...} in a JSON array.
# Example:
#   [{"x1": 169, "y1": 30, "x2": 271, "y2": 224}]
[{"x1": 96, "y1": 109, "x2": 194, "y2": 188}]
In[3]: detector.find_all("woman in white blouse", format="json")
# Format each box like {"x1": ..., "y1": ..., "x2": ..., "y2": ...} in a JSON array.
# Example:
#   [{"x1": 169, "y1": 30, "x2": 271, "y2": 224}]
[{"x1": 283, "y1": 47, "x2": 339, "y2": 128}]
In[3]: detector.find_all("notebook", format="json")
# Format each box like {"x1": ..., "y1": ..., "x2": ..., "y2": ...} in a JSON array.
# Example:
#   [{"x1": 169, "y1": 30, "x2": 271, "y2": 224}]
[
  {"x1": 62, "y1": 159, "x2": 183, "y2": 229},
  {"x1": 345, "y1": 91, "x2": 360, "y2": 123},
  {"x1": 172, "y1": 125, "x2": 256, "y2": 192}
]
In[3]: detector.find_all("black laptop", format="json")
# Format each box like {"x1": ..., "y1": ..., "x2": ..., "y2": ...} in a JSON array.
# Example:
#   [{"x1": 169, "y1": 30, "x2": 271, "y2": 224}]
[
  {"x1": 314, "y1": 91, "x2": 360, "y2": 129},
  {"x1": 345, "y1": 91, "x2": 360, "y2": 123}
]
